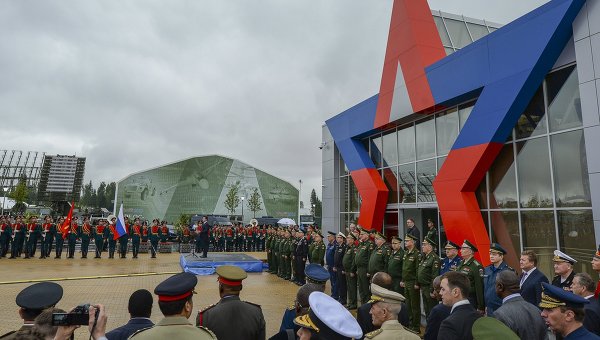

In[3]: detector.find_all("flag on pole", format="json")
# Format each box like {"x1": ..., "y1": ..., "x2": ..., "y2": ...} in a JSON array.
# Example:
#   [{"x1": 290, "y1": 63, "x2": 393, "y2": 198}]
[
  {"x1": 61, "y1": 201, "x2": 75, "y2": 239},
  {"x1": 115, "y1": 203, "x2": 127, "y2": 240}
]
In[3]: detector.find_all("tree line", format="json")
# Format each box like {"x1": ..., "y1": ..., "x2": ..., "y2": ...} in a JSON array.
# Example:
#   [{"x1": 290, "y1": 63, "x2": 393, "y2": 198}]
[{"x1": 79, "y1": 181, "x2": 117, "y2": 211}]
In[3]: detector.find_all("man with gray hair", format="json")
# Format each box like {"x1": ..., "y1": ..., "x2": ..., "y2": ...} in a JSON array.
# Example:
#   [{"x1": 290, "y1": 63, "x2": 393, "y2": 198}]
[
  {"x1": 493, "y1": 270, "x2": 548, "y2": 340},
  {"x1": 365, "y1": 283, "x2": 420, "y2": 339},
  {"x1": 571, "y1": 272, "x2": 600, "y2": 336}
]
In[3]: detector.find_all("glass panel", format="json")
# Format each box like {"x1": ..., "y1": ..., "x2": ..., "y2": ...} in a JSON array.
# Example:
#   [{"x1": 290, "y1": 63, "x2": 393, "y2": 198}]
[
  {"x1": 382, "y1": 130, "x2": 398, "y2": 167},
  {"x1": 349, "y1": 176, "x2": 360, "y2": 212},
  {"x1": 384, "y1": 211, "x2": 399, "y2": 239},
  {"x1": 340, "y1": 152, "x2": 349, "y2": 176},
  {"x1": 521, "y1": 210, "x2": 556, "y2": 279},
  {"x1": 547, "y1": 65, "x2": 582, "y2": 132},
  {"x1": 489, "y1": 145, "x2": 518, "y2": 209},
  {"x1": 551, "y1": 130, "x2": 591, "y2": 207},
  {"x1": 370, "y1": 135, "x2": 383, "y2": 168},
  {"x1": 382, "y1": 167, "x2": 399, "y2": 204},
  {"x1": 488, "y1": 27, "x2": 498, "y2": 33},
  {"x1": 517, "y1": 137, "x2": 553, "y2": 208},
  {"x1": 340, "y1": 176, "x2": 349, "y2": 213},
  {"x1": 437, "y1": 156, "x2": 446, "y2": 172},
  {"x1": 398, "y1": 163, "x2": 416, "y2": 203},
  {"x1": 398, "y1": 125, "x2": 415, "y2": 164},
  {"x1": 436, "y1": 108, "x2": 459, "y2": 156},
  {"x1": 445, "y1": 47, "x2": 455, "y2": 56},
  {"x1": 444, "y1": 18, "x2": 472, "y2": 48},
  {"x1": 467, "y1": 22, "x2": 489, "y2": 41},
  {"x1": 433, "y1": 16, "x2": 452, "y2": 46},
  {"x1": 417, "y1": 160, "x2": 436, "y2": 202},
  {"x1": 416, "y1": 117, "x2": 435, "y2": 160},
  {"x1": 476, "y1": 177, "x2": 488, "y2": 209},
  {"x1": 459, "y1": 102, "x2": 474, "y2": 130},
  {"x1": 490, "y1": 211, "x2": 520, "y2": 261},
  {"x1": 557, "y1": 210, "x2": 596, "y2": 274},
  {"x1": 515, "y1": 85, "x2": 547, "y2": 139}
]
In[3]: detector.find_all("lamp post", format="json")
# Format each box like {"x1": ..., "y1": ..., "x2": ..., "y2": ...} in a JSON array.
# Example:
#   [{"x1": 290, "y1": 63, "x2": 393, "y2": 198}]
[
  {"x1": 298, "y1": 179, "x2": 302, "y2": 226},
  {"x1": 240, "y1": 196, "x2": 245, "y2": 224}
]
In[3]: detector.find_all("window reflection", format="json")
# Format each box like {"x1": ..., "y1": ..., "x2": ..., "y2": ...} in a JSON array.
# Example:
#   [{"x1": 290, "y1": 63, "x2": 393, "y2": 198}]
[
  {"x1": 517, "y1": 137, "x2": 553, "y2": 208},
  {"x1": 417, "y1": 160, "x2": 436, "y2": 202},
  {"x1": 467, "y1": 22, "x2": 489, "y2": 41},
  {"x1": 433, "y1": 16, "x2": 452, "y2": 46},
  {"x1": 398, "y1": 163, "x2": 416, "y2": 203},
  {"x1": 382, "y1": 131, "x2": 398, "y2": 167},
  {"x1": 547, "y1": 65, "x2": 582, "y2": 132},
  {"x1": 490, "y1": 211, "x2": 520, "y2": 262},
  {"x1": 489, "y1": 145, "x2": 517, "y2": 208},
  {"x1": 557, "y1": 210, "x2": 595, "y2": 274},
  {"x1": 515, "y1": 86, "x2": 546, "y2": 139},
  {"x1": 382, "y1": 167, "x2": 399, "y2": 204},
  {"x1": 416, "y1": 117, "x2": 435, "y2": 160},
  {"x1": 370, "y1": 135, "x2": 383, "y2": 169},
  {"x1": 444, "y1": 18, "x2": 473, "y2": 48},
  {"x1": 436, "y1": 108, "x2": 459, "y2": 156},
  {"x1": 398, "y1": 125, "x2": 415, "y2": 164},
  {"x1": 551, "y1": 130, "x2": 591, "y2": 207},
  {"x1": 521, "y1": 210, "x2": 556, "y2": 278},
  {"x1": 349, "y1": 177, "x2": 360, "y2": 212}
]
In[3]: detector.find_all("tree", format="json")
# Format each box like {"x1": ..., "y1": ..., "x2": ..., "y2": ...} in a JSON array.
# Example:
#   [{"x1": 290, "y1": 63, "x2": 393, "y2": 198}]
[
  {"x1": 247, "y1": 187, "x2": 262, "y2": 218},
  {"x1": 105, "y1": 182, "x2": 116, "y2": 209},
  {"x1": 10, "y1": 175, "x2": 29, "y2": 214},
  {"x1": 97, "y1": 182, "x2": 107, "y2": 209},
  {"x1": 80, "y1": 181, "x2": 94, "y2": 208},
  {"x1": 224, "y1": 182, "x2": 241, "y2": 215},
  {"x1": 310, "y1": 188, "x2": 322, "y2": 226}
]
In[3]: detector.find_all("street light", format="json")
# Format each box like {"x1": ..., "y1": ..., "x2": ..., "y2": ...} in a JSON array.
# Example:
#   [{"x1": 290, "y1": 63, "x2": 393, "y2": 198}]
[{"x1": 240, "y1": 196, "x2": 245, "y2": 224}]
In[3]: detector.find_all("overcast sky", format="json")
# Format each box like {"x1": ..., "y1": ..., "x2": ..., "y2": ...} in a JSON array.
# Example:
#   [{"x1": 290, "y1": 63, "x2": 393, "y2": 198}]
[{"x1": 0, "y1": 0, "x2": 549, "y2": 205}]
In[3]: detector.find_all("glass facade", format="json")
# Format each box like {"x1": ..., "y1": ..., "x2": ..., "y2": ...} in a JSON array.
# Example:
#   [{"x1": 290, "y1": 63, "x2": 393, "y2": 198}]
[
  {"x1": 338, "y1": 64, "x2": 595, "y2": 278},
  {"x1": 432, "y1": 13, "x2": 500, "y2": 55}
]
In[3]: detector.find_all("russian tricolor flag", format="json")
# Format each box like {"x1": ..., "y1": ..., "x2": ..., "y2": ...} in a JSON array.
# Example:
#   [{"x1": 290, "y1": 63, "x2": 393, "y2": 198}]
[{"x1": 115, "y1": 203, "x2": 127, "y2": 240}]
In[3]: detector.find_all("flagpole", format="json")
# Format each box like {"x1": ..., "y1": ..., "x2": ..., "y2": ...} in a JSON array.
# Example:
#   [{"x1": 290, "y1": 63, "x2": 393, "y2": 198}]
[{"x1": 113, "y1": 182, "x2": 118, "y2": 215}]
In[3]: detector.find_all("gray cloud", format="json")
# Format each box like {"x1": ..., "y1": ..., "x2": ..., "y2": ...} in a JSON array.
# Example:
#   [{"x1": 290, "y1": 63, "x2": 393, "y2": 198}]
[{"x1": 0, "y1": 1, "x2": 548, "y2": 205}]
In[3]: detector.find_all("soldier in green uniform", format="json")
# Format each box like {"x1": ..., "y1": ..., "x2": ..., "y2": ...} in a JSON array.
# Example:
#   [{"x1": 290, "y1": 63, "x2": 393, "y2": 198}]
[
  {"x1": 266, "y1": 228, "x2": 273, "y2": 271},
  {"x1": 354, "y1": 227, "x2": 374, "y2": 305},
  {"x1": 425, "y1": 219, "x2": 437, "y2": 245},
  {"x1": 278, "y1": 229, "x2": 287, "y2": 278},
  {"x1": 309, "y1": 232, "x2": 326, "y2": 266},
  {"x1": 79, "y1": 217, "x2": 93, "y2": 258},
  {"x1": 387, "y1": 236, "x2": 404, "y2": 294},
  {"x1": 290, "y1": 229, "x2": 300, "y2": 281},
  {"x1": 343, "y1": 233, "x2": 358, "y2": 309},
  {"x1": 457, "y1": 239, "x2": 485, "y2": 313},
  {"x1": 282, "y1": 229, "x2": 293, "y2": 280},
  {"x1": 400, "y1": 233, "x2": 421, "y2": 333},
  {"x1": 93, "y1": 219, "x2": 107, "y2": 258},
  {"x1": 368, "y1": 231, "x2": 391, "y2": 278},
  {"x1": 417, "y1": 236, "x2": 440, "y2": 316},
  {"x1": 131, "y1": 218, "x2": 142, "y2": 258},
  {"x1": 271, "y1": 228, "x2": 281, "y2": 275}
]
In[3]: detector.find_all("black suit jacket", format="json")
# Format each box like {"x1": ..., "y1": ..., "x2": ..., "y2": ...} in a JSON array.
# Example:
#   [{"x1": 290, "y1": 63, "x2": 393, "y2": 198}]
[
  {"x1": 437, "y1": 303, "x2": 481, "y2": 340},
  {"x1": 520, "y1": 268, "x2": 548, "y2": 307},
  {"x1": 106, "y1": 318, "x2": 154, "y2": 340},
  {"x1": 356, "y1": 301, "x2": 409, "y2": 339},
  {"x1": 584, "y1": 297, "x2": 600, "y2": 336},
  {"x1": 424, "y1": 303, "x2": 450, "y2": 340}
]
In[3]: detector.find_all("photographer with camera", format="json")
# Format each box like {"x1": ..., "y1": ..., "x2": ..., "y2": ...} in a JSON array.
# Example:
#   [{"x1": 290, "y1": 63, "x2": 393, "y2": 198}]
[{"x1": 50, "y1": 304, "x2": 108, "y2": 340}]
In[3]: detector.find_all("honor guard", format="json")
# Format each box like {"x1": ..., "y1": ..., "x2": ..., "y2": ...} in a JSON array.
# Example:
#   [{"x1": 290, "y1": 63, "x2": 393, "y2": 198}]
[
  {"x1": 483, "y1": 243, "x2": 514, "y2": 316},
  {"x1": 141, "y1": 222, "x2": 149, "y2": 243},
  {"x1": 552, "y1": 249, "x2": 577, "y2": 290},
  {"x1": 24, "y1": 215, "x2": 40, "y2": 259},
  {"x1": 40, "y1": 216, "x2": 54, "y2": 259},
  {"x1": 0, "y1": 282, "x2": 63, "y2": 339},
  {"x1": 149, "y1": 219, "x2": 160, "y2": 258},
  {"x1": 368, "y1": 231, "x2": 391, "y2": 277},
  {"x1": 440, "y1": 241, "x2": 462, "y2": 275},
  {"x1": 160, "y1": 221, "x2": 169, "y2": 243},
  {"x1": 119, "y1": 216, "x2": 130, "y2": 258},
  {"x1": 107, "y1": 215, "x2": 118, "y2": 258},
  {"x1": 94, "y1": 219, "x2": 107, "y2": 258},
  {"x1": 401, "y1": 233, "x2": 422, "y2": 333},
  {"x1": 0, "y1": 216, "x2": 11, "y2": 258},
  {"x1": 79, "y1": 217, "x2": 92, "y2": 258},
  {"x1": 354, "y1": 227, "x2": 374, "y2": 305},
  {"x1": 54, "y1": 217, "x2": 65, "y2": 259},
  {"x1": 10, "y1": 216, "x2": 26, "y2": 258},
  {"x1": 197, "y1": 265, "x2": 266, "y2": 340},
  {"x1": 365, "y1": 284, "x2": 419, "y2": 340},
  {"x1": 417, "y1": 236, "x2": 440, "y2": 316},
  {"x1": 131, "y1": 217, "x2": 142, "y2": 258},
  {"x1": 293, "y1": 291, "x2": 363, "y2": 340},
  {"x1": 457, "y1": 239, "x2": 485, "y2": 313},
  {"x1": 66, "y1": 218, "x2": 79, "y2": 258},
  {"x1": 343, "y1": 233, "x2": 359, "y2": 309},
  {"x1": 130, "y1": 272, "x2": 216, "y2": 340},
  {"x1": 387, "y1": 236, "x2": 404, "y2": 294}
]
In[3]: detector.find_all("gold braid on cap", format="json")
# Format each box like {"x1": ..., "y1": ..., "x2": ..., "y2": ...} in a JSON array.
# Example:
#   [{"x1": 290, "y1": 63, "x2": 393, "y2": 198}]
[
  {"x1": 539, "y1": 292, "x2": 566, "y2": 309},
  {"x1": 368, "y1": 295, "x2": 384, "y2": 304},
  {"x1": 294, "y1": 314, "x2": 320, "y2": 333}
]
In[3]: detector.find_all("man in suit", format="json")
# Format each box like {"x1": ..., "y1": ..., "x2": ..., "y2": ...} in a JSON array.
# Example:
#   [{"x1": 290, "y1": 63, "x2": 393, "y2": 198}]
[
  {"x1": 437, "y1": 271, "x2": 481, "y2": 340},
  {"x1": 424, "y1": 276, "x2": 451, "y2": 340},
  {"x1": 106, "y1": 289, "x2": 154, "y2": 340},
  {"x1": 493, "y1": 270, "x2": 548, "y2": 340},
  {"x1": 196, "y1": 216, "x2": 211, "y2": 258},
  {"x1": 197, "y1": 265, "x2": 265, "y2": 340},
  {"x1": 519, "y1": 249, "x2": 549, "y2": 307},
  {"x1": 356, "y1": 272, "x2": 409, "y2": 338},
  {"x1": 405, "y1": 218, "x2": 420, "y2": 249},
  {"x1": 570, "y1": 272, "x2": 600, "y2": 336}
]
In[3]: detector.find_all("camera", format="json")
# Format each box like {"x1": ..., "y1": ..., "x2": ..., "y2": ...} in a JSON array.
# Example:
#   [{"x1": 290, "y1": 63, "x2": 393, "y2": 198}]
[{"x1": 52, "y1": 304, "x2": 98, "y2": 326}]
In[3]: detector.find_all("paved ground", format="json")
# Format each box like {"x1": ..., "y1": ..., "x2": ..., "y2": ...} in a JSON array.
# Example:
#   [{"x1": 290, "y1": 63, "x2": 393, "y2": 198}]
[{"x1": 0, "y1": 252, "x2": 326, "y2": 339}]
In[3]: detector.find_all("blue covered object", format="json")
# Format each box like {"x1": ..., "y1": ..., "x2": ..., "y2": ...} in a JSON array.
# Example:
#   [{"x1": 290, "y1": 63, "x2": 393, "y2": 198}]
[{"x1": 180, "y1": 253, "x2": 264, "y2": 275}]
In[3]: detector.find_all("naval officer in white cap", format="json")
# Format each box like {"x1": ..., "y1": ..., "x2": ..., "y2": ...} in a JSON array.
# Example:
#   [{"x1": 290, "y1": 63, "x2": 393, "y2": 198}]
[{"x1": 552, "y1": 250, "x2": 577, "y2": 291}]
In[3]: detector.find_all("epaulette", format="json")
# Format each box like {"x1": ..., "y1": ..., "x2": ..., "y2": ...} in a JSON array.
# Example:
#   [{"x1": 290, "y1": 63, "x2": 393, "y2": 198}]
[
  {"x1": 244, "y1": 300, "x2": 262, "y2": 309},
  {"x1": 473, "y1": 260, "x2": 481, "y2": 266},
  {"x1": 128, "y1": 325, "x2": 154, "y2": 338},
  {"x1": 197, "y1": 326, "x2": 217, "y2": 339},
  {"x1": 365, "y1": 328, "x2": 383, "y2": 339},
  {"x1": 200, "y1": 303, "x2": 217, "y2": 313}
]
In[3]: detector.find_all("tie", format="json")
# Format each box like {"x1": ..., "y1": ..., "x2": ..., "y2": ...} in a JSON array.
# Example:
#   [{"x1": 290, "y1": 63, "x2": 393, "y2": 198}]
[
  {"x1": 595, "y1": 279, "x2": 600, "y2": 299},
  {"x1": 520, "y1": 272, "x2": 528, "y2": 287}
]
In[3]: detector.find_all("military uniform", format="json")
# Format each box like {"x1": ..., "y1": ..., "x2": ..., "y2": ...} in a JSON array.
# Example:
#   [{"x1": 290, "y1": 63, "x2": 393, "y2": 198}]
[
  {"x1": 368, "y1": 233, "x2": 391, "y2": 276},
  {"x1": 119, "y1": 220, "x2": 130, "y2": 258},
  {"x1": 417, "y1": 237, "x2": 440, "y2": 316},
  {"x1": 131, "y1": 222, "x2": 142, "y2": 258},
  {"x1": 334, "y1": 236, "x2": 347, "y2": 304},
  {"x1": 40, "y1": 220, "x2": 54, "y2": 258},
  {"x1": 310, "y1": 239, "x2": 326, "y2": 266},
  {"x1": 10, "y1": 219, "x2": 25, "y2": 258},
  {"x1": 401, "y1": 239, "x2": 421, "y2": 332},
  {"x1": 24, "y1": 220, "x2": 40, "y2": 259},
  {"x1": 79, "y1": 220, "x2": 93, "y2": 258},
  {"x1": 294, "y1": 233, "x2": 308, "y2": 284},
  {"x1": 387, "y1": 236, "x2": 404, "y2": 294},
  {"x1": 94, "y1": 222, "x2": 107, "y2": 258},
  {"x1": 67, "y1": 221, "x2": 79, "y2": 259},
  {"x1": 365, "y1": 283, "x2": 420, "y2": 340},
  {"x1": 551, "y1": 249, "x2": 577, "y2": 290},
  {"x1": 440, "y1": 255, "x2": 461, "y2": 275},
  {"x1": 0, "y1": 218, "x2": 12, "y2": 257},
  {"x1": 107, "y1": 222, "x2": 117, "y2": 259},
  {"x1": 197, "y1": 265, "x2": 266, "y2": 340},
  {"x1": 458, "y1": 255, "x2": 485, "y2": 311},
  {"x1": 343, "y1": 234, "x2": 358, "y2": 308},
  {"x1": 53, "y1": 220, "x2": 64, "y2": 258},
  {"x1": 149, "y1": 221, "x2": 160, "y2": 258},
  {"x1": 354, "y1": 233, "x2": 374, "y2": 304},
  {"x1": 483, "y1": 243, "x2": 514, "y2": 316}
]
